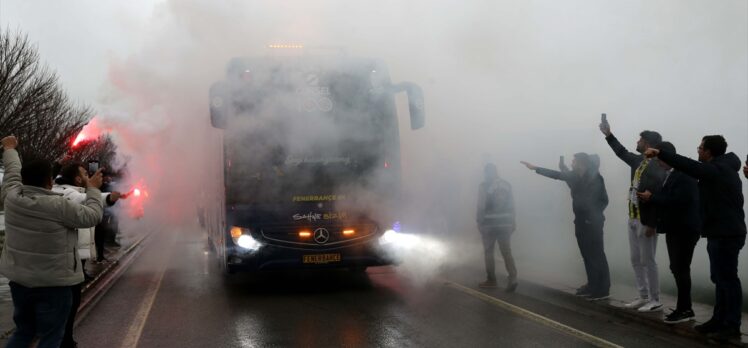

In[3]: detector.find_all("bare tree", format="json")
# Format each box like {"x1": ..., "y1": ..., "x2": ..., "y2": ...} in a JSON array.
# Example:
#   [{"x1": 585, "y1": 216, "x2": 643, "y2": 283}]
[
  {"x1": 62, "y1": 134, "x2": 121, "y2": 175},
  {"x1": 0, "y1": 29, "x2": 93, "y2": 162}
]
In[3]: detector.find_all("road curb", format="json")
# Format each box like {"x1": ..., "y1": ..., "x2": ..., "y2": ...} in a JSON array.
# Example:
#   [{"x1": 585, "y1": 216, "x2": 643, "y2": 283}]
[
  {"x1": 530, "y1": 280, "x2": 746, "y2": 347},
  {"x1": 76, "y1": 233, "x2": 150, "y2": 326}
]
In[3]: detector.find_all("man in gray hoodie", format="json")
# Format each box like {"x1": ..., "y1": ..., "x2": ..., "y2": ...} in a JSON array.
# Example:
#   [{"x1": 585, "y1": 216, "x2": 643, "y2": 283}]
[
  {"x1": 476, "y1": 163, "x2": 518, "y2": 292},
  {"x1": 0, "y1": 135, "x2": 104, "y2": 348}
]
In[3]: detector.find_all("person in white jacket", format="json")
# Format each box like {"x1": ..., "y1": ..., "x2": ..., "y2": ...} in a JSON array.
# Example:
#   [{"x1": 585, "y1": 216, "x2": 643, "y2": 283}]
[
  {"x1": 53, "y1": 162, "x2": 126, "y2": 348},
  {"x1": 53, "y1": 164, "x2": 124, "y2": 269}
]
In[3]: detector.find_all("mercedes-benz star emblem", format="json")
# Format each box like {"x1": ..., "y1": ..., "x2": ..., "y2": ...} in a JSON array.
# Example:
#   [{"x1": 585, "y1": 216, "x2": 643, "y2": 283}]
[{"x1": 314, "y1": 228, "x2": 330, "y2": 244}]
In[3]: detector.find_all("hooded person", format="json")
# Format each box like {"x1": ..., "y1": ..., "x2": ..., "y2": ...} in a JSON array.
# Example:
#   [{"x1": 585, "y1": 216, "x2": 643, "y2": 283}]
[
  {"x1": 476, "y1": 163, "x2": 518, "y2": 292},
  {"x1": 636, "y1": 141, "x2": 701, "y2": 324},
  {"x1": 521, "y1": 152, "x2": 611, "y2": 300},
  {"x1": 645, "y1": 135, "x2": 746, "y2": 339}
]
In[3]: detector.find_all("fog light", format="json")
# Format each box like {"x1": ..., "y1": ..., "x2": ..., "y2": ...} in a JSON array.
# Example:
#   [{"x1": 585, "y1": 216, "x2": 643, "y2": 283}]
[
  {"x1": 342, "y1": 229, "x2": 355, "y2": 236},
  {"x1": 299, "y1": 231, "x2": 312, "y2": 238},
  {"x1": 230, "y1": 226, "x2": 243, "y2": 239}
]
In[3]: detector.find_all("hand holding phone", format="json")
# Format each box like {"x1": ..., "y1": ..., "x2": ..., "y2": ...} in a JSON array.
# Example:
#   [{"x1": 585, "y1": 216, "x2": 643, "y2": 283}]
[
  {"x1": 87, "y1": 160, "x2": 99, "y2": 175},
  {"x1": 599, "y1": 113, "x2": 611, "y2": 136}
]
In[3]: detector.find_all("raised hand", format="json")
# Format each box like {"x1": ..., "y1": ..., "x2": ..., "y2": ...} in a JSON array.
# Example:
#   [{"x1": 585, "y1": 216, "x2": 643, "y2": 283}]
[
  {"x1": 87, "y1": 169, "x2": 104, "y2": 189},
  {"x1": 643, "y1": 148, "x2": 659, "y2": 159},
  {"x1": 520, "y1": 161, "x2": 538, "y2": 170},
  {"x1": 1, "y1": 135, "x2": 18, "y2": 150}
]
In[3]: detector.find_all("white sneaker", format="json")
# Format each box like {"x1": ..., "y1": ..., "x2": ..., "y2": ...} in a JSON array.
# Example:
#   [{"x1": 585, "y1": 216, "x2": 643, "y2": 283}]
[
  {"x1": 624, "y1": 298, "x2": 648, "y2": 309},
  {"x1": 637, "y1": 300, "x2": 663, "y2": 312}
]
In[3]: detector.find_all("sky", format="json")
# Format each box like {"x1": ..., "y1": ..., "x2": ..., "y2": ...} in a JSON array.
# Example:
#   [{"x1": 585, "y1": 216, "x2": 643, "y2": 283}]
[{"x1": 1, "y1": 0, "x2": 747, "y2": 295}]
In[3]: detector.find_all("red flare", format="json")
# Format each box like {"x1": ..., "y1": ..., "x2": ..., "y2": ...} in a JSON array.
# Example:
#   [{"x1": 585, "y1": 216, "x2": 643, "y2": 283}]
[{"x1": 72, "y1": 132, "x2": 87, "y2": 147}]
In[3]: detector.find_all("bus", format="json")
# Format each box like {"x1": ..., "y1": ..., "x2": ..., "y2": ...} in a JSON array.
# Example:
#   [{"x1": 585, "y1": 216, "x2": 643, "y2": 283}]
[{"x1": 203, "y1": 50, "x2": 424, "y2": 274}]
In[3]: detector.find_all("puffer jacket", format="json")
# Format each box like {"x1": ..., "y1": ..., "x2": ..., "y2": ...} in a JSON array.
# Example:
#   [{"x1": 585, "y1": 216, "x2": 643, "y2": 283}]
[
  {"x1": 0, "y1": 149, "x2": 103, "y2": 287},
  {"x1": 53, "y1": 184, "x2": 112, "y2": 260}
]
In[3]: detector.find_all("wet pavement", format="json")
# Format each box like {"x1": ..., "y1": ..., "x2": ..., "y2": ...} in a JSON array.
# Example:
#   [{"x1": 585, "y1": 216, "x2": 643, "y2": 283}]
[
  {"x1": 0, "y1": 231, "x2": 142, "y2": 344},
  {"x1": 69, "y1": 226, "x2": 719, "y2": 348}
]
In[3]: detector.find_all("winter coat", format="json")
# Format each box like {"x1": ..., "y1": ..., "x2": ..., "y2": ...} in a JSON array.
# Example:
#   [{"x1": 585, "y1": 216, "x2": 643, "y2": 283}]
[
  {"x1": 535, "y1": 166, "x2": 609, "y2": 225},
  {"x1": 476, "y1": 178, "x2": 515, "y2": 231},
  {"x1": 657, "y1": 151, "x2": 746, "y2": 238},
  {"x1": 0, "y1": 149, "x2": 103, "y2": 287},
  {"x1": 605, "y1": 134, "x2": 666, "y2": 227},
  {"x1": 52, "y1": 184, "x2": 112, "y2": 260},
  {"x1": 650, "y1": 170, "x2": 701, "y2": 237}
]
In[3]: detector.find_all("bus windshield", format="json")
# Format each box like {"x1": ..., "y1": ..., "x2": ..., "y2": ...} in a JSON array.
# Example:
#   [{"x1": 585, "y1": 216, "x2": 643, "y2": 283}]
[{"x1": 224, "y1": 66, "x2": 398, "y2": 205}]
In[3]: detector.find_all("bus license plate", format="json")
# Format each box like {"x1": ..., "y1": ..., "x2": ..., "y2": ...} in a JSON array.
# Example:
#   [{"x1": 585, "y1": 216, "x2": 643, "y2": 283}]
[{"x1": 303, "y1": 253, "x2": 341, "y2": 264}]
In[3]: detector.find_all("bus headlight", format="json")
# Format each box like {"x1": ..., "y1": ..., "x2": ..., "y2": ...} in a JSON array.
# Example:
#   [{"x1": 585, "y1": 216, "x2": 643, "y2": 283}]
[
  {"x1": 379, "y1": 229, "x2": 418, "y2": 248},
  {"x1": 237, "y1": 234, "x2": 261, "y2": 250}
]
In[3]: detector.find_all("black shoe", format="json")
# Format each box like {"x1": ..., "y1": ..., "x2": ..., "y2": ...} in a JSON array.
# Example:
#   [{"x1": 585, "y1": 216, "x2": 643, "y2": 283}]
[
  {"x1": 575, "y1": 287, "x2": 591, "y2": 297},
  {"x1": 505, "y1": 281, "x2": 518, "y2": 293},
  {"x1": 479, "y1": 280, "x2": 498, "y2": 288},
  {"x1": 60, "y1": 340, "x2": 78, "y2": 348},
  {"x1": 694, "y1": 320, "x2": 720, "y2": 334},
  {"x1": 663, "y1": 309, "x2": 695, "y2": 324},
  {"x1": 706, "y1": 326, "x2": 741, "y2": 340},
  {"x1": 587, "y1": 293, "x2": 610, "y2": 301}
]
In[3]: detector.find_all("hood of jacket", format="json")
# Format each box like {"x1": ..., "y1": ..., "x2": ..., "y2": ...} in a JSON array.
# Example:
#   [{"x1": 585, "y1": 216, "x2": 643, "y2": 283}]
[{"x1": 713, "y1": 152, "x2": 741, "y2": 172}]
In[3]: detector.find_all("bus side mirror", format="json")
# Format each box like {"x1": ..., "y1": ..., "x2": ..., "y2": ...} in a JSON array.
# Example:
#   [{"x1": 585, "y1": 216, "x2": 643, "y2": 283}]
[
  {"x1": 209, "y1": 81, "x2": 229, "y2": 129},
  {"x1": 395, "y1": 82, "x2": 425, "y2": 130}
]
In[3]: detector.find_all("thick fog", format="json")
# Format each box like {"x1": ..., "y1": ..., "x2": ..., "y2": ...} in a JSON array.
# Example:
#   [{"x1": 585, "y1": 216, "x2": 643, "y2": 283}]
[{"x1": 3, "y1": 0, "x2": 747, "y2": 296}]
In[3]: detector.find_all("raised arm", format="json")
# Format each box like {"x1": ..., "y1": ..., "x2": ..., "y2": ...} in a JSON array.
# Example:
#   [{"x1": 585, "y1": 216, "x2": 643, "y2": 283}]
[
  {"x1": 1, "y1": 136, "x2": 21, "y2": 203},
  {"x1": 605, "y1": 134, "x2": 641, "y2": 167},
  {"x1": 649, "y1": 149, "x2": 719, "y2": 180}
]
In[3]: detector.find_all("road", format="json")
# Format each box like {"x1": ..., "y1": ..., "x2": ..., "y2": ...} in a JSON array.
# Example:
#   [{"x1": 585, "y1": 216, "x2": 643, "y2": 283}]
[{"x1": 74, "y1": 226, "x2": 710, "y2": 348}]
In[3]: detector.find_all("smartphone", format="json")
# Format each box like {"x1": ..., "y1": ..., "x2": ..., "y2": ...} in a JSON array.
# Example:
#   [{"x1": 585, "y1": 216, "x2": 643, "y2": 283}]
[
  {"x1": 601, "y1": 113, "x2": 607, "y2": 123},
  {"x1": 88, "y1": 160, "x2": 99, "y2": 175}
]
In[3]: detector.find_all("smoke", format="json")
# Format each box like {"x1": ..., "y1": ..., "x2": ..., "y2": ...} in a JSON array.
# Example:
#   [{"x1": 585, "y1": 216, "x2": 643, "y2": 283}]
[{"x1": 3, "y1": 0, "x2": 746, "y2": 294}]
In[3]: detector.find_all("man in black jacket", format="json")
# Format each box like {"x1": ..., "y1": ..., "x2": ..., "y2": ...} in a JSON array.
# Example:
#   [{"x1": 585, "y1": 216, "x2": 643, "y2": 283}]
[
  {"x1": 600, "y1": 119, "x2": 666, "y2": 312},
  {"x1": 645, "y1": 135, "x2": 746, "y2": 339},
  {"x1": 521, "y1": 153, "x2": 610, "y2": 300},
  {"x1": 637, "y1": 142, "x2": 701, "y2": 324}
]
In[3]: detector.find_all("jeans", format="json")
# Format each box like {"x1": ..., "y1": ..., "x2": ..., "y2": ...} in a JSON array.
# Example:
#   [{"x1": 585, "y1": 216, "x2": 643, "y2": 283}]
[
  {"x1": 665, "y1": 232, "x2": 699, "y2": 312},
  {"x1": 575, "y1": 221, "x2": 611, "y2": 296},
  {"x1": 61, "y1": 283, "x2": 83, "y2": 348},
  {"x1": 707, "y1": 236, "x2": 745, "y2": 329},
  {"x1": 95, "y1": 225, "x2": 107, "y2": 261},
  {"x1": 628, "y1": 218, "x2": 659, "y2": 301},
  {"x1": 7, "y1": 282, "x2": 73, "y2": 348},
  {"x1": 480, "y1": 226, "x2": 517, "y2": 282}
]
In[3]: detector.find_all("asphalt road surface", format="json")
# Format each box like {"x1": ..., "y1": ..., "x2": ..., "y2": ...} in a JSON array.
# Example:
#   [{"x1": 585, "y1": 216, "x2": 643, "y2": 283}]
[{"x1": 74, "y1": 227, "x2": 711, "y2": 348}]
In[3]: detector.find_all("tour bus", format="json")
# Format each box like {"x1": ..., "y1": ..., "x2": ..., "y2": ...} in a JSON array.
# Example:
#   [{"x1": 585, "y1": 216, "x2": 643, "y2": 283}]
[{"x1": 203, "y1": 47, "x2": 424, "y2": 274}]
